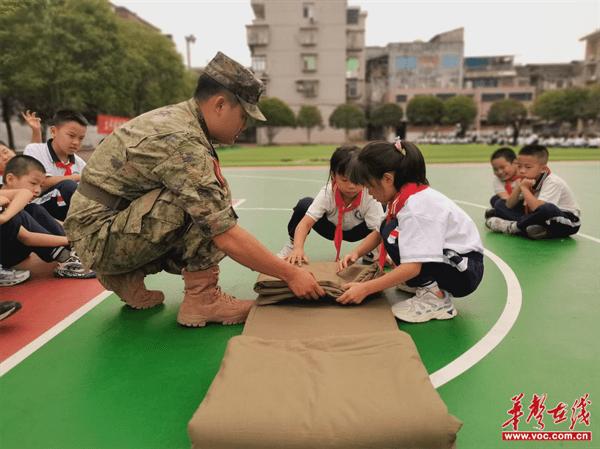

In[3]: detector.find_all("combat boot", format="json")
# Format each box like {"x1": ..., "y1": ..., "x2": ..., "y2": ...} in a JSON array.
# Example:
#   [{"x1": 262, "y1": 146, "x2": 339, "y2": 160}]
[
  {"x1": 97, "y1": 270, "x2": 164, "y2": 309},
  {"x1": 177, "y1": 266, "x2": 253, "y2": 327}
]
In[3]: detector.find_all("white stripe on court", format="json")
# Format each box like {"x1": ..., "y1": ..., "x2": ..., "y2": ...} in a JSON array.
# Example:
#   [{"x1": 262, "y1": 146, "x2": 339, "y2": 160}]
[
  {"x1": 0, "y1": 290, "x2": 113, "y2": 377},
  {"x1": 232, "y1": 198, "x2": 246, "y2": 207},
  {"x1": 429, "y1": 248, "x2": 522, "y2": 388}
]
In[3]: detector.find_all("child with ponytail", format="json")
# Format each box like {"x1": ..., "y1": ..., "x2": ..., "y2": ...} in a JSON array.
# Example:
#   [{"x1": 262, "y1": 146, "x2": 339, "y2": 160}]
[{"x1": 337, "y1": 139, "x2": 484, "y2": 323}]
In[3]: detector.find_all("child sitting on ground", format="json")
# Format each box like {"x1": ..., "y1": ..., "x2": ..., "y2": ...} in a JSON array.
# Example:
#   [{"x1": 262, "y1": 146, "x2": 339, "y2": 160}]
[
  {"x1": 485, "y1": 144, "x2": 581, "y2": 239},
  {"x1": 23, "y1": 110, "x2": 88, "y2": 220},
  {"x1": 277, "y1": 145, "x2": 384, "y2": 265},
  {"x1": 337, "y1": 139, "x2": 484, "y2": 323},
  {"x1": 486, "y1": 147, "x2": 519, "y2": 218},
  {"x1": 1, "y1": 156, "x2": 95, "y2": 279},
  {"x1": 0, "y1": 144, "x2": 16, "y2": 185}
]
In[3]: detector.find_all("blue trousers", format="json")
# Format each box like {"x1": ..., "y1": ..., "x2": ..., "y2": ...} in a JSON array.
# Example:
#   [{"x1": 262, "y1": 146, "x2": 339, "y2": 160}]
[
  {"x1": 491, "y1": 197, "x2": 580, "y2": 239},
  {"x1": 380, "y1": 218, "x2": 484, "y2": 297},
  {"x1": 287, "y1": 197, "x2": 371, "y2": 242},
  {"x1": 40, "y1": 179, "x2": 78, "y2": 221}
]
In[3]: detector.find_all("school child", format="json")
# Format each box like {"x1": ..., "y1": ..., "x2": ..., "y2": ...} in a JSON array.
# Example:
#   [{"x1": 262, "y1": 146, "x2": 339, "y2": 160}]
[
  {"x1": 486, "y1": 147, "x2": 519, "y2": 218},
  {"x1": 1, "y1": 156, "x2": 95, "y2": 279},
  {"x1": 23, "y1": 110, "x2": 88, "y2": 220},
  {"x1": 336, "y1": 140, "x2": 484, "y2": 324},
  {"x1": 0, "y1": 188, "x2": 32, "y2": 286},
  {"x1": 486, "y1": 144, "x2": 581, "y2": 239},
  {"x1": 278, "y1": 145, "x2": 385, "y2": 265},
  {"x1": 0, "y1": 144, "x2": 16, "y2": 185}
]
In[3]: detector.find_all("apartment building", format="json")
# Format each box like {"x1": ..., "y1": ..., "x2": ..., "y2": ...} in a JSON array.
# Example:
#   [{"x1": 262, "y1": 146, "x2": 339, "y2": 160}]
[
  {"x1": 580, "y1": 29, "x2": 600, "y2": 85},
  {"x1": 246, "y1": 0, "x2": 367, "y2": 144}
]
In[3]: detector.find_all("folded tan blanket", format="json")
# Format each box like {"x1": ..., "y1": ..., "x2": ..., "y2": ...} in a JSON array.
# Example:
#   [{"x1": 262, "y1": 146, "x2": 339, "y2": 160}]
[
  {"x1": 188, "y1": 261, "x2": 462, "y2": 449},
  {"x1": 254, "y1": 262, "x2": 382, "y2": 305},
  {"x1": 188, "y1": 331, "x2": 461, "y2": 449}
]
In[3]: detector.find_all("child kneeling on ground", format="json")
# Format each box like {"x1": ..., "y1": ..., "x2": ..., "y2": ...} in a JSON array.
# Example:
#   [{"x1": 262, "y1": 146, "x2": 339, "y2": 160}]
[{"x1": 337, "y1": 139, "x2": 484, "y2": 324}]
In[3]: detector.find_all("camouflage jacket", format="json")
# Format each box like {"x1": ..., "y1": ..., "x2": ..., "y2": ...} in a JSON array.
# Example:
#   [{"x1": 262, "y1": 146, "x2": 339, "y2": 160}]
[{"x1": 65, "y1": 98, "x2": 236, "y2": 241}]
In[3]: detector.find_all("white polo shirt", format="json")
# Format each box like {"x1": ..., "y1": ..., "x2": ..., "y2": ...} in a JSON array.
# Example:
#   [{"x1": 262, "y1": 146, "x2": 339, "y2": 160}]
[
  {"x1": 536, "y1": 173, "x2": 580, "y2": 216},
  {"x1": 391, "y1": 188, "x2": 483, "y2": 264},
  {"x1": 493, "y1": 176, "x2": 519, "y2": 195},
  {"x1": 23, "y1": 140, "x2": 85, "y2": 205},
  {"x1": 306, "y1": 183, "x2": 385, "y2": 231},
  {"x1": 23, "y1": 140, "x2": 86, "y2": 177}
]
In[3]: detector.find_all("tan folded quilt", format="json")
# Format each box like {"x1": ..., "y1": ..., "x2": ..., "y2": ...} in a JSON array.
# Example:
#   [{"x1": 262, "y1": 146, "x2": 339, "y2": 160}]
[
  {"x1": 254, "y1": 262, "x2": 382, "y2": 304},
  {"x1": 188, "y1": 331, "x2": 461, "y2": 449}
]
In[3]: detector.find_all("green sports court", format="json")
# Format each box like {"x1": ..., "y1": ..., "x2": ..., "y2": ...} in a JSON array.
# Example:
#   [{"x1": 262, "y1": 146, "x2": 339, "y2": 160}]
[{"x1": 1, "y1": 160, "x2": 598, "y2": 449}]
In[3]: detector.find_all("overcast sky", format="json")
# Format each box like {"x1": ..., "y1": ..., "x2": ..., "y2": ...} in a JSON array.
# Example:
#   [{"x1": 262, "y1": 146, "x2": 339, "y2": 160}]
[{"x1": 112, "y1": 0, "x2": 599, "y2": 68}]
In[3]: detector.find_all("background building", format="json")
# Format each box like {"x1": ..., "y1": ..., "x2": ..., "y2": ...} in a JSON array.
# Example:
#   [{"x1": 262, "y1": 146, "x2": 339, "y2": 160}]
[
  {"x1": 246, "y1": 0, "x2": 367, "y2": 144},
  {"x1": 580, "y1": 29, "x2": 600, "y2": 85}
]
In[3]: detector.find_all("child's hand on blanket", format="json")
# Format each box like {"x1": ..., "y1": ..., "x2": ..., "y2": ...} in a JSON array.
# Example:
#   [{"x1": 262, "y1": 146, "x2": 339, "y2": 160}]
[
  {"x1": 337, "y1": 282, "x2": 369, "y2": 305},
  {"x1": 285, "y1": 248, "x2": 309, "y2": 266},
  {"x1": 337, "y1": 251, "x2": 359, "y2": 272}
]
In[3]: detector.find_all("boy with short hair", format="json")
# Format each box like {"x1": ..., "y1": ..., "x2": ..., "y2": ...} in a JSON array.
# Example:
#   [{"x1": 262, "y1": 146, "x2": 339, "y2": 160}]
[
  {"x1": 23, "y1": 110, "x2": 88, "y2": 220},
  {"x1": 485, "y1": 144, "x2": 581, "y2": 239},
  {"x1": 485, "y1": 147, "x2": 519, "y2": 219},
  {"x1": 1, "y1": 156, "x2": 95, "y2": 279}
]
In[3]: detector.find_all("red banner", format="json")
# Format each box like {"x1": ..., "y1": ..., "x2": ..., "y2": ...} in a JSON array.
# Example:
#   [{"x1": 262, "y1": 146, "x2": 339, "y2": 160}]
[{"x1": 97, "y1": 114, "x2": 130, "y2": 135}]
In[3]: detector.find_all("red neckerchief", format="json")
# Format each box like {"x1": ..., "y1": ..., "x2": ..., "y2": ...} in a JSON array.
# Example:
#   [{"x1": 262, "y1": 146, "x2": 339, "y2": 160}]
[
  {"x1": 504, "y1": 174, "x2": 519, "y2": 195},
  {"x1": 333, "y1": 183, "x2": 363, "y2": 261},
  {"x1": 55, "y1": 160, "x2": 73, "y2": 176},
  {"x1": 379, "y1": 183, "x2": 429, "y2": 268},
  {"x1": 524, "y1": 168, "x2": 551, "y2": 214},
  {"x1": 212, "y1": 158, "x2": 225, "y2": 188}
]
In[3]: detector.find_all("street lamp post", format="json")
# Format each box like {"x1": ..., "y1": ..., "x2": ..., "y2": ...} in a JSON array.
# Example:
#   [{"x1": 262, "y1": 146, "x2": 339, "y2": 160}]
[{"x1": 185, "y1": 34, "x2": 196, "y2": 69}]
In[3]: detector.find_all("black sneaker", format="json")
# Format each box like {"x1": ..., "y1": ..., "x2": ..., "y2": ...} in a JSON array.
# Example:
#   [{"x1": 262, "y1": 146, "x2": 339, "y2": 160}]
[
  {"x1": 0, "y1": 301, "x2": 22, "y2": 322},
  {"x1": 484, "y1": 208, "x2": 497, "y2": 219},
  {"x1": 526, "y1": 225, "x2": 549, "y2": 240}
]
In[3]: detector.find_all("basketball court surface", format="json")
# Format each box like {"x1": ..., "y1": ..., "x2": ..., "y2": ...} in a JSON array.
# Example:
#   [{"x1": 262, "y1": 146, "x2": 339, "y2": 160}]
[{"x1": 1, "y1": 161, "x2": 598, "y2": 449}]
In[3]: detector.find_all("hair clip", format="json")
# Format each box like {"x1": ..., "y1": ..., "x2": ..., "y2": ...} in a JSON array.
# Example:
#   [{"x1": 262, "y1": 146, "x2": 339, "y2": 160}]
[{"x1": 394, "y1": 137, "x2": 406, "y2": 156}]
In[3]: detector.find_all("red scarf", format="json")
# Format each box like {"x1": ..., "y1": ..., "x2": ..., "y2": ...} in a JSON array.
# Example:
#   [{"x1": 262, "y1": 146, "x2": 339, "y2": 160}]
[
  {"x1": 333, "y1": 184, "x2": 363, "y2": 261},
  {"x1": 379, "y1": 183, "x2": 429, "y2": 268},
  {"x1": 504, "y1": 174, "x2": 519, "y2": 195},
  {"x1": 55, "y1": 160, "x2": 73, "y2": 176}
]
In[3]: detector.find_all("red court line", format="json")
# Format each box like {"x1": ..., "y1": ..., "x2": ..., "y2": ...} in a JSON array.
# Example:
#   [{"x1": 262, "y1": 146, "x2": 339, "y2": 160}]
[{"x1": 0, "y1": 256, "x2": 104, "y2": 362}]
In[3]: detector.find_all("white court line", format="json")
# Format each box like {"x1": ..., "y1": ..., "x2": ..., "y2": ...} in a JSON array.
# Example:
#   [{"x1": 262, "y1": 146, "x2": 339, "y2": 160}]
[
  {"x1": 0, "y1": 290, "x2": 113, "y2": 377},
  {"x1": 453, "y1": 199, "x2": 600, "y2": 244},
  {"x1": 429, "y1": 248, "x2": 522, "y2": 388},
  {"x1": 232, "y1": 198, "x2": 246, "y2": 207}
]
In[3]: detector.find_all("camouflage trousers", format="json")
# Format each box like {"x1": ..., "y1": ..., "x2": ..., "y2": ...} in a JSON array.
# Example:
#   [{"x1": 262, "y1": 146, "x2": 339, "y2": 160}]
[{"x1": 71, "y1": 189, "x2": 226, "y2": 275}]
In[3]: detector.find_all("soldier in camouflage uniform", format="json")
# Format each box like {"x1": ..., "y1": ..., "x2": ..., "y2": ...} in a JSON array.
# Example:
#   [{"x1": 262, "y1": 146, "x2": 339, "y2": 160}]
[{"x1": 64, "y1": 52, "x2": 325, "y2": 327}]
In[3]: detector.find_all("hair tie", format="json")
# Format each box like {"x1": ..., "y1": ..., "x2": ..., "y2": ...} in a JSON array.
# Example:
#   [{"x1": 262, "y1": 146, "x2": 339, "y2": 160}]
[{"x1": 394, "y1": 137, "x2": 406, "y2": 156}]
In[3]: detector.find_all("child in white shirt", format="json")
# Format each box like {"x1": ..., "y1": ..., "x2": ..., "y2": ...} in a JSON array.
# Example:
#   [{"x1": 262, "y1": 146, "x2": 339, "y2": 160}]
[
  {"x1": 337, "y1": 139, "x2": 484, "y2": 324},
  {"x1": 278, "y1": 145, "x2": 384, "y2": 265}
]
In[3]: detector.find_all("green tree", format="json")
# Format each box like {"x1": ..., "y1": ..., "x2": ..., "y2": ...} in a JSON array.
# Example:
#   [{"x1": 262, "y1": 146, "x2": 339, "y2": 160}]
[
  {"x1": 369, "y1": 103, "x2": 404, "y2": 137},
  {"x1": 256, "y1": 97, "x2": 296, "y2": 145},
  {"x1": 406, "y1": 96, "x2": 444, "y2": 126},
  {"x1": 443, "y1": 95, "x2": 477, "y2": 137},
  {"x1": 115, "y1": 18, "x2": 190, "y2": 116},
  {"x1": 0, "y1": 0, "x2": 191, "y2": 146},
  {"x1": 296, "y1": 105, "x2": 323, "y2": 144},
  {"x1": 487, "y1": 99, "x2": 527, "y2": 145},
  {"x1": 533, "y1": 87, "x2": 597, "y2": 132},
  {"x1": 329, "y1": 103, "x2": 366, "y2": 140}
]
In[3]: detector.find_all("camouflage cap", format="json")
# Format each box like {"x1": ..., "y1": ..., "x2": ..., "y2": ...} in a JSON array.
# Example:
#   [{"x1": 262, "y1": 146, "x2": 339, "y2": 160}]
[{"x1": 204, "y1": 51, "x2": 266, "y2": 121}]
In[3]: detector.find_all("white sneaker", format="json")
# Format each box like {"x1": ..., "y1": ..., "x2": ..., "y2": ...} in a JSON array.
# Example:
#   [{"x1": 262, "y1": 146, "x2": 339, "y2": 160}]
[
  {"x1": 395, "y1": 283, "x2": 418, "y2": 294},
  {"x1": 54, "y1": 251, "x2": 96, "y2": 279},
  {"x1": 391, "y1": 287, "x2": 457, "y2": 323},
  {"x1": 277, "y1": 241, "x2": 294, "y2": 259},
  {"x1": 0, "y1": 266, "x2": 31, "y2": 286},
  {"x1": 485, "y1": 217, "x2": 519, "y2": 234}
]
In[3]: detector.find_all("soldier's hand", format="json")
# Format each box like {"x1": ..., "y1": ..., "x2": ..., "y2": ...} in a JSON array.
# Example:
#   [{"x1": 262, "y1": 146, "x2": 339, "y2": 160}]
[{"x1": 287, "y1": 267, "x2": 325, "y2": 300}]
